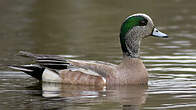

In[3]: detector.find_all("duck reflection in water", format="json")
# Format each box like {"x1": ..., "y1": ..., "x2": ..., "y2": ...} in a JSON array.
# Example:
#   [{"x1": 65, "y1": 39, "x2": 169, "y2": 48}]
[{"x1": 42, "y1": 83, "x2": 147, "y2": 110}]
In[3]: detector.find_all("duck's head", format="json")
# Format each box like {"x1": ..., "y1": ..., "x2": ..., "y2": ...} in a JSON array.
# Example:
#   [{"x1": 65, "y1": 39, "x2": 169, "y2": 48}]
[{"x1": 120, "y1": 13, "x2": 168, "y2": 58}]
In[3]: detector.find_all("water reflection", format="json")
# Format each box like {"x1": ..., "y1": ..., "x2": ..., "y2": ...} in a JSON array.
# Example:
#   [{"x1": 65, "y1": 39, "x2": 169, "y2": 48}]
[
  {"x1": 42, "y1": 83, "x2": 104, "y2": 98},
  {"x1": 42, "y1": 83, "x2": 148, "y2": 110}
]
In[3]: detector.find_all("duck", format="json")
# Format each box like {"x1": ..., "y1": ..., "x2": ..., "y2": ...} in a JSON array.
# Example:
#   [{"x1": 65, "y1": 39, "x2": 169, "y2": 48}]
[{"x1": 9, "y1": 13, "x2": 168, "y2": 86}]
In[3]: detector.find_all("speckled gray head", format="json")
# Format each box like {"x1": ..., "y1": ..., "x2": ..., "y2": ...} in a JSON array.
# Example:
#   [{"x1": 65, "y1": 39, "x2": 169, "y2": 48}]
[
  {"x1": 120, "y1": 13, "x2": 168, "y2": 58},
  {"x1": 120, "y1": 13, "x2": 168, "y2": 39}
]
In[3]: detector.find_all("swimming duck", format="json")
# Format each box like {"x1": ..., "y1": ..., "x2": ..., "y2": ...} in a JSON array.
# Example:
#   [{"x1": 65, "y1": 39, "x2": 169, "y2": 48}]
[{"x1": 9, "y1": 13, "x2": 168, "y2": 86}]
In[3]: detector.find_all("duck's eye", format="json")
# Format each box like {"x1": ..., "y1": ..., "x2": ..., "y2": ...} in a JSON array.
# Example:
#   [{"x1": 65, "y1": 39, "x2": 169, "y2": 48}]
[{"x1": 139, "y1": 19, "x2": 148, "y2": 26}]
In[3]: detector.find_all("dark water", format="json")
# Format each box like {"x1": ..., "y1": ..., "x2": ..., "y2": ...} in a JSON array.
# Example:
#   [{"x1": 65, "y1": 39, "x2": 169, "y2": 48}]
[{"x1": 1, "y1": 0, "x2": 196, "y2": 109}]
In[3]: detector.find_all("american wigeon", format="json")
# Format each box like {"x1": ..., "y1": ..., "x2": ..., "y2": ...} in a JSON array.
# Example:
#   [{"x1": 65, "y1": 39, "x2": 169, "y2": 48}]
[{"x1": 9, "y1": 13, "x2": 168, "y2": 85}]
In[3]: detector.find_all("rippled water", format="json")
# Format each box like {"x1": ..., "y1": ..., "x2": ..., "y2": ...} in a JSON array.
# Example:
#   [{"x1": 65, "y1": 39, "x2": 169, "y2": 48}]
[{"x1": 1, "y1": 0, "x2": 196, "y2": 110}]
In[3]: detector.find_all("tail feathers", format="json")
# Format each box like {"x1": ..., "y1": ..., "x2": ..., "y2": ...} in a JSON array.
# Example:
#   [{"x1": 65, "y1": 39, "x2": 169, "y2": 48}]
[
  {"x1": 36, "y1": 58, "x2": 70, "y2": 69},
  {"x1": 9, "y1": 64, "x2": 44, "y2": 81},
  {"x1": 18, "y1": 51, "x2": 69, "y2": 70},
  {"x1": 18, "y1": 51, "x2": 36, "y2": 58},
  {"x1": 10, "y1": 51, "x2": 72, "y2": 81}
]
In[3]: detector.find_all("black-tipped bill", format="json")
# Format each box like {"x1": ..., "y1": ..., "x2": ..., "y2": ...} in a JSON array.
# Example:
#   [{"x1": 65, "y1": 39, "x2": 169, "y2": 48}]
[{"x1": 152, "y1": 28, "x2": 168, "y2": 38}]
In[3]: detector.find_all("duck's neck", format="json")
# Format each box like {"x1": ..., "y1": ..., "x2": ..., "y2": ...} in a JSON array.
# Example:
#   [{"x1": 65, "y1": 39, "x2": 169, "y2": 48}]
[
  {"x1": 120, "y1": 30, "x2": 141, "y2": 58},
  {"x1": 116, "y1": 57, "x2": 148, "y2": 85}
]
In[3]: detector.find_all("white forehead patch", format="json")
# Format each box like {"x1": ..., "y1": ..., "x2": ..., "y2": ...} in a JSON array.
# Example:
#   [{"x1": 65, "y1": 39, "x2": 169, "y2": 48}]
[{"x1": 125, "y1": 13, "x2": 154, "y2": 25}]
